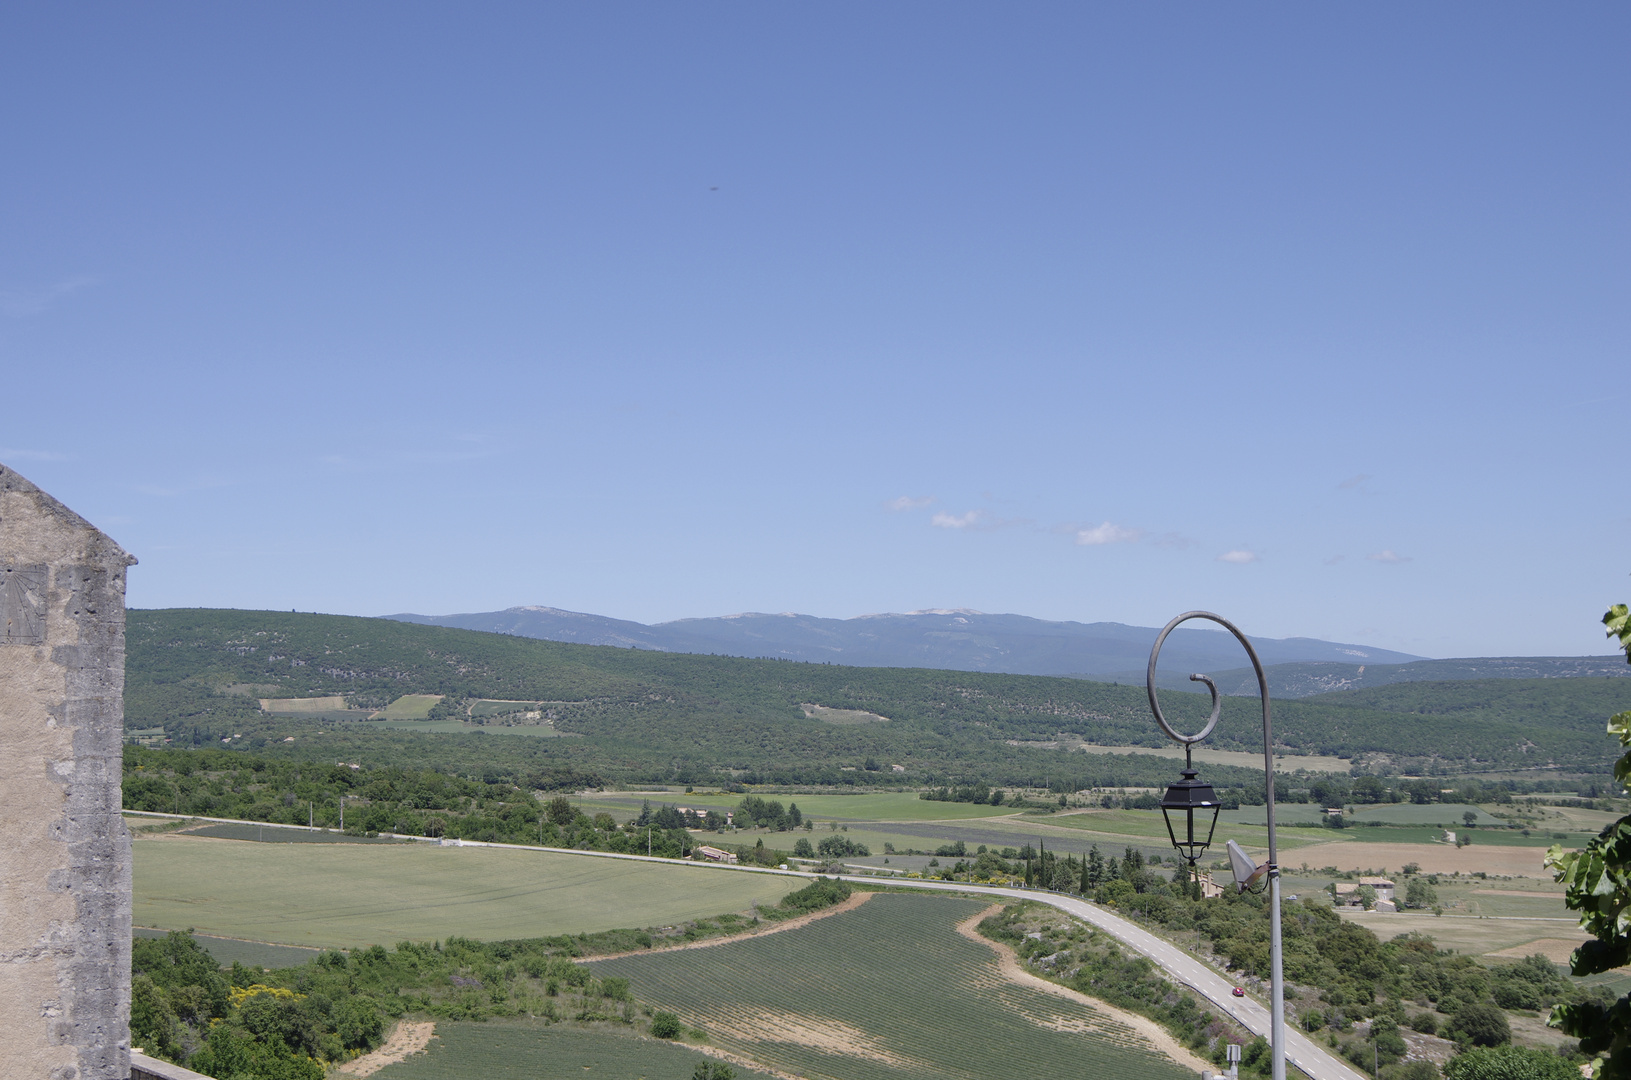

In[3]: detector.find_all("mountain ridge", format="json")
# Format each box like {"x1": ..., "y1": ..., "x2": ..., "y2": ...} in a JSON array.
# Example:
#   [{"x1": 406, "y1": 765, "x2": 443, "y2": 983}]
[{"x1": 383, "y1": 604, "x2": 1424, "y2": 678}]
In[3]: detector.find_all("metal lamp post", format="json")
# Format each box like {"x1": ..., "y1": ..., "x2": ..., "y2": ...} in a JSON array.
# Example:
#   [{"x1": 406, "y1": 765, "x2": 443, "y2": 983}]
[{"x1": 1146, "y1": 611, "x2": 1284, "y2": 1080}]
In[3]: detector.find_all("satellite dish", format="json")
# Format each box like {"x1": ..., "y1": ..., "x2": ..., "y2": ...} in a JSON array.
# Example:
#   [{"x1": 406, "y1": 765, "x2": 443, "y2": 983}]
[{"x1": 1226, "y1": 839, "x2": 1268, "y2": 892}]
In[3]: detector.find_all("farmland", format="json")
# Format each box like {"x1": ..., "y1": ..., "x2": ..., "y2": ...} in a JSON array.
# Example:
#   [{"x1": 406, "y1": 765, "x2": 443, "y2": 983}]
[
  {"x1": 370, "y1": 1024, "x2": 781, "y2": 1080},
  {"x1": 582, "y1": 790, "x2": 1022, "y2": 823},
  {"x1": 591, "y1": 892, "x2": 1196, "y2": 1080},
  {"x1": 131, "y1": 833, "x2": 791, "y2": 949}
]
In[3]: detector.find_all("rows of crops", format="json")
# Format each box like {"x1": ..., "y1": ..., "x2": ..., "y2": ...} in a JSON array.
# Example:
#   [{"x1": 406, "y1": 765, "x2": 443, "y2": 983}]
[
  {"x1": 371, "y1": 1023, "x2": 778, "y2": 1080},
  {"x1": 591, "y1": 892, "x2": 1194, "y2": 1080}
]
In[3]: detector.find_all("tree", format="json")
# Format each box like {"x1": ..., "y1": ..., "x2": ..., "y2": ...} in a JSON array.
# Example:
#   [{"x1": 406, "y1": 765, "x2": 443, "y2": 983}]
[
  {"x1": 793, "y1": 838, "x2": 814, "y2": 858},
  {"x1": 1545, "y1": 601, "x2": 1631, "y2": 1078},
  {"x1": 1405, "y1": 878, "x2": 1439, "y2": 909},
  {"x1": 788, "y1": 802, "x2": 802, "y2": 827},
  {"x1": 651, "y1": 1012, "x2": 683, "y2": 1039},
  {"x1": 1464, "y1": 810, "x2": 1479, "y2": 828},
  {"x1": 1086, "y1": 845, "x2": 1105, "y2": 889},
  {"x1": 694, "y1": 1063, "x2": 737, "y2": 1080},
  {"x1": 1357, "y1": 885, "x2": 1377, "y2": 911},
  {"x1": 547, "y1": 795, "x2": 575, "y2": 826},
  {"x1": 1448, "y1": 1003, "x2": 1511, "y2": 1048},
  {"x1": 1442, "y1": 1044, "x2": 1578, "y2": 1080}
]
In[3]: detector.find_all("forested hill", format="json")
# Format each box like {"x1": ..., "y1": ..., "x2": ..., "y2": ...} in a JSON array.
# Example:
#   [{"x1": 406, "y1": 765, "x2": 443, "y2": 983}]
[{"x1": 124, "y1": 609, "x2": 1627, "y2": 787}]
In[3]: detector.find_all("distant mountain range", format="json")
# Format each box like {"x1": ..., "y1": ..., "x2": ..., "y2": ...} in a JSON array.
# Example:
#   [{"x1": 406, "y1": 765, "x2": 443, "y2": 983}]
[
  {"x1": 381, "y1": 606, "x2": 1419, "y2": 681},
  {"x1": 382, "y1": 605, "x2": 1629, "y2": 697}
]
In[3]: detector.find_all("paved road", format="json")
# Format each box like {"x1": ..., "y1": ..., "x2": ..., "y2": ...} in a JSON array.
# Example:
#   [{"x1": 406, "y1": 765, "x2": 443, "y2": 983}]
[{"x1": 835, "y1": 876, "x2": 1370, "y2": 1080}]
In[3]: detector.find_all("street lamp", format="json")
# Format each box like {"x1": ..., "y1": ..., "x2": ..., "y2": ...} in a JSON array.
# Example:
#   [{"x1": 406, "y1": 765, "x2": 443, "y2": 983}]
[
  {"x1": 1159, "y1": 763, "x2": 1221, "y2": 871},
  {"x1": 1147, "y1": 611, "x2": 1285, "y2": 1080}
]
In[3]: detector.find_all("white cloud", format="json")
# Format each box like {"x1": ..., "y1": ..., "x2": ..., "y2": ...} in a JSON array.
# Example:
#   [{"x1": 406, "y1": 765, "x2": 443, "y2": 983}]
[
  {"x1": 1367, "y1": 550, "x2": 1411, "y2": 563},
  {"x1": 887, "y1": 495, "x2": 935, "y2": 512},
  {"x1": 1217, "y1": 549, "x2": 1259, "y2": 564},
  {"x1": 0, "y1": 447, "x2": 70, "y2": 463},
  {"x1": 1074, "y1": 522, "x2": 1142, "y2": 546},
  {"x1": 932, "y1": 510, "x2": 988, "y2": 530},
  {"x1": 1338, "y1": 473, "x2": 1372, "y2": 490},
  {"x1": 1, "y1": 275, "x2": 96, "y2": 317}
]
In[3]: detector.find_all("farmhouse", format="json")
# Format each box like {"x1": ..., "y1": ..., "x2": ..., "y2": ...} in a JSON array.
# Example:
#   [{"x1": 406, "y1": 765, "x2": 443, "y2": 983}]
[
  {"x1": 1332, "y1": 875, "x2": 1397, "y2": 910},
  {"x1": 695, "y1": 845, "x2": 738, "y2": 864},
  {"x1": 1360, "y1": 875, "x2": 1396, "y2": 902}
]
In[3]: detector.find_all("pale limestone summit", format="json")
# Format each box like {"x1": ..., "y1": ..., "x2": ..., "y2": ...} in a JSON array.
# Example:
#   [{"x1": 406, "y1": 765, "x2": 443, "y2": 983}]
[{"x1": 0, "y1": 462, "x2": 135, "y2": 1080}]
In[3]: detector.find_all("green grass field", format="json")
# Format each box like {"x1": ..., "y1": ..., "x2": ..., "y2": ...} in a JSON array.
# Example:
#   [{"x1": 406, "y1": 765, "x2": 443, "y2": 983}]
[
  {"x1": 591, "y1": 892, "x2": 1195, "y2": 1080},
  {"x1": 371, "y1": 1024, "x2": 780, "y2": 1080},
  {"x1": 1350, "y1": 803, "x2": 1505, "y2": 826},
  {"x1": 133, "y1": 836, "x2": 793, "y2": 949},
  {"x1": 134, "y1": 928, "x2": 320, "y2": 970},
  {"x1": 373, "y1": 694, "x2": 445, "y2": 720}
]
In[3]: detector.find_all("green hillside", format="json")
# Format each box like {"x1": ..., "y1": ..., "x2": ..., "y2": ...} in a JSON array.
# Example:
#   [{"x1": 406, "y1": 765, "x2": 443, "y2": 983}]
[{"x1": 124, "y1": 609, "x2": 1624, "y2": 787}]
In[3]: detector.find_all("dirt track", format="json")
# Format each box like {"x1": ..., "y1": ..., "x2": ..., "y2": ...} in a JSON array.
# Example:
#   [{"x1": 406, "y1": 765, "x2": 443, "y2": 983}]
[
  {"x1": 591, "y1": 891, "x2": 873, "y2": 960},
  {"x1": 338, "y1": 1021, "x2": 436, "y2": 1076}
]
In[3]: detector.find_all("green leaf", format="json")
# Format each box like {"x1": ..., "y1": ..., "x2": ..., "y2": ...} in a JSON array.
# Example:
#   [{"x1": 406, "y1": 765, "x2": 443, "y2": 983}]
[{"x1": 1608, "y1": 604, "x2": 1631, "y2": 661}]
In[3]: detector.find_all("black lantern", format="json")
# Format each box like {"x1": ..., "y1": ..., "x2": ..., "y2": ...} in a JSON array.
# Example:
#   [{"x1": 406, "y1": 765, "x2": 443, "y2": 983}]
[{"x1": 1159, "y1": 766, "x2": 1220, "y2": 866}]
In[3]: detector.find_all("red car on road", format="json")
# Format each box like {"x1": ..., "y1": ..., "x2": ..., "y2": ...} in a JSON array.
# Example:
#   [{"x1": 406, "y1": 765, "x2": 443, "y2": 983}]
[{"x1": 1231, "y1": 987, "x2": 1245, "y2": 998}]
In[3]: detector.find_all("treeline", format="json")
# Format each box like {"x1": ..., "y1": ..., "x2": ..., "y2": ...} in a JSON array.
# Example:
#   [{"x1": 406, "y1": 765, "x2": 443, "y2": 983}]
[
  {"x1": 122, "y1": 748, "x2": 687, "y2": 856},
  {"x1": 920, "y1": 785, "x2": 1006, "y2": 805}
]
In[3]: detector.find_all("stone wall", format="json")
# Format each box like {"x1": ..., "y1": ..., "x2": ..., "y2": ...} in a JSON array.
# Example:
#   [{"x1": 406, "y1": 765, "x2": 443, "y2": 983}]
[{"x1": 0, "y1": 463, "x2": 136, "y2": 1080}]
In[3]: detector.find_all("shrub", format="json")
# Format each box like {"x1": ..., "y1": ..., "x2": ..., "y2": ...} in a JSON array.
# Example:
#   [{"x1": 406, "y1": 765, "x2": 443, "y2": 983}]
[
  {"x1": 1409, "y1": 1011, "x2": 1440, "y2": 1036},
  {"x1": 778, "y1": 878, "x2": 851, "y2": 913},
  {"x1": 1441, "y1": 1044, "x2": 1578, "y2": 1080},
  {"x1": 1447, "y1": 1003, "x2": 1511, "y2": 1048},
  {"x1": 651, "y1": 1011, "x2": 683, "y2": 1039},
  {"x1": 816, "y1": 835, "x2": 870, "y2": 858}
]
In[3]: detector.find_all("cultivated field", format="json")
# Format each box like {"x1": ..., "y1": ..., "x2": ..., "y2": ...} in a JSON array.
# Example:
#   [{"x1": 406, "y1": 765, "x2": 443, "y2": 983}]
[
  {"x1": 132, "y1": 834, "x2": 792, "y2": 949},
  {"x1": 259, "y1": 695, "x2": 349, "y2": 712},
  {"x1": 369, "y1": 1024, "x2": 780, "y2": 1080},
  {"x1": 372, "y1": 694, "x2": 445, "y2": 719},
  {"x1": 591, "y1": 892, "x2": 1196, "y2": 1080},
  {"x1": 1339, "y1": 909, "x2": 1584, "y2": 958},
  {"x1": 133, "y1": 928, "x2": 319, "y2": 970},
  {"x1": 1290, "y1": 840, "x2": 1555, "y2": 877},
  {"x1": 583, "y1": 791, "x2": 1019, "y2": 823}
]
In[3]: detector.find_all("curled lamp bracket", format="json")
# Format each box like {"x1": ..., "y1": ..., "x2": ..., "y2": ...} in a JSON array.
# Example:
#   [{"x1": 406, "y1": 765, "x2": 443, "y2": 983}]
[{"x1": 1146, "y1": 610, "x2": 1262, "y2": 748}]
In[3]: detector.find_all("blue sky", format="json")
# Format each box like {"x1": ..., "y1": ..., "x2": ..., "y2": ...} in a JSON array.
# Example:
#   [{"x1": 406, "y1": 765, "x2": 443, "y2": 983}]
[{"x1": 2, "y1": 4, "x2": 1625, "y2": 658}]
